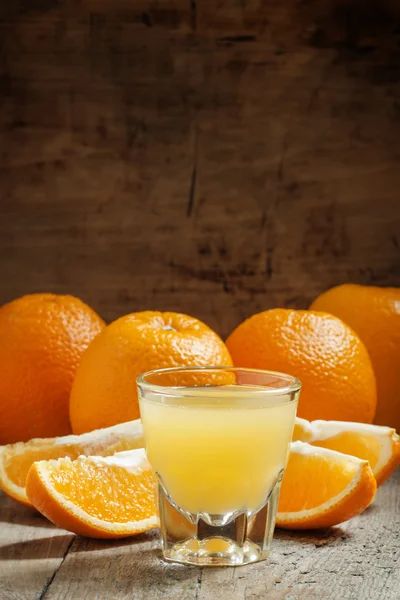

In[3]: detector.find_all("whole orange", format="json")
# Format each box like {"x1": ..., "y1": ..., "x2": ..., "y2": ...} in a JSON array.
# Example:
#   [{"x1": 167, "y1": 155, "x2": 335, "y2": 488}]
[
  {"x1": 310, "y1": 284, "x2": 400, "y2": 430},
  {"x1": 226, "y1": 308, "x2": 376, "y2": 423},
  {"x1": 69, "y1": 311, "x2": 233, "y2": 434},
  {"x1": 0, "y1": 294, "x2": 105, "y2": 444}
]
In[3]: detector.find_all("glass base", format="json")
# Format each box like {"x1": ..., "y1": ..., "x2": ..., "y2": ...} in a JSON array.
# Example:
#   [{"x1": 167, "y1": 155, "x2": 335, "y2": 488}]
[
  {"x1": 163, "y1": 537, "x2": 269, "y2": 566},
  {"x1": 158, "y1": 473, "x2": 283, "y2": 567}
]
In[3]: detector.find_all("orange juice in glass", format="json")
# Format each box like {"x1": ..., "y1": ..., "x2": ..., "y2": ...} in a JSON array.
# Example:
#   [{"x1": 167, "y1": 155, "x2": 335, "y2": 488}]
[{"x1": 138, "y1": 367, "x2": 300, "y2": 566}]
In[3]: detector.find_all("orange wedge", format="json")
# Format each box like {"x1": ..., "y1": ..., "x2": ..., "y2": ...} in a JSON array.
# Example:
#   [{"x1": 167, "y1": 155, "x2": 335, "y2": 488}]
[
  {"x1": 0, "y1": 420, "x2": 144, "y2": 507},
  {"x1": 293, "y1": 417, "x2": 400, "y2": 486},
  {"x1": 27, "y1": 442, "x2": 376, "y2": 538},
  {"x1": 26, "y1": 449, "x2": 158, "y2": 538},
  {"x1": 277, "y1": 441, "x2": 377, "y2": 529}
]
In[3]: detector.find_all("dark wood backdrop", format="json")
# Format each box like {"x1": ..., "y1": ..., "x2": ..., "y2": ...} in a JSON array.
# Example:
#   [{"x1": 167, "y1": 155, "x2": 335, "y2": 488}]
[{"x1": 1, "y1": 0, "x2": 400, "y2": 337}]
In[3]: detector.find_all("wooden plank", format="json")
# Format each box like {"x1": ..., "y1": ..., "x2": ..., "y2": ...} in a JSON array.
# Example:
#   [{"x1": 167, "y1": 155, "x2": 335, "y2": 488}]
[
  {"x1": 2, "y1": 471, "x2": 397, "y2": 599},
  {"x1": 0, "y1": 491, "x2": 74, "y2": 600},
  {"x1": 41, "y1": 533, "x2": 201, "y2": 600},
  {"x1": 81, "y1": 0, "x2": 191, "y2": 29}
]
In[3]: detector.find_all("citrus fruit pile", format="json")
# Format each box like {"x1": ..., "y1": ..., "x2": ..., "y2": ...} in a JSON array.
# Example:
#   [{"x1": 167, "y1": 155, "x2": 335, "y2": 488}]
[{"x1": 0, "y1": 285, "x2": 398, "y2": 540}]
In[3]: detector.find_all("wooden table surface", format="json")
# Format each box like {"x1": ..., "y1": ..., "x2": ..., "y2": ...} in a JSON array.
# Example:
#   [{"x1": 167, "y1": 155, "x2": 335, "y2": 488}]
[{"x1": 1, "y1": 471, "x2": 399, "y2": 600}]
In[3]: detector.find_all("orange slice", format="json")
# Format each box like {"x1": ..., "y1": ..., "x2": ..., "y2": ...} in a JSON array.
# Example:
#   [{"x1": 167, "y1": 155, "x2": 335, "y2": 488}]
[
  {"x1": 26, "y1": 449, "x2": 158, "y2": 538},
  {"x1": 0, "y1": 420, "x2": 144, "y2": 507},
  {"x1": 27, "y1": 442, "x2": 377, "y2": 538},
  {"x1": 293, "y1": 417, "x2": 400, "y2": 486},
  {"x1": 277, "y1": 441, "x2": 377, "y2": 529}
]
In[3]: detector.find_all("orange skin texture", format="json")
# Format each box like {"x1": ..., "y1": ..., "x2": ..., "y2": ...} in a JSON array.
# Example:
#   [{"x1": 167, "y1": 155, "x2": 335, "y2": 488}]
[
  {"x1": 70, "y1": 311, "x2": 233, "y2": 434},
  {"x1": 226, "y1": 309, "x2": 377, "y2": 423},
  {"x1": 0, "y1": 294, "x2": 105, "y2": 444},
  {"x1": 311, "y1": 284, "x2": 400, "y2": 431}
]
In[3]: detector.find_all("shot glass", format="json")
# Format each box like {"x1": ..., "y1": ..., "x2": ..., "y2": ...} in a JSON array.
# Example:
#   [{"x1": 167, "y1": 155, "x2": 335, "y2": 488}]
[{"x1": 137, "y1": 366, "x2": 301, "y2": 567}]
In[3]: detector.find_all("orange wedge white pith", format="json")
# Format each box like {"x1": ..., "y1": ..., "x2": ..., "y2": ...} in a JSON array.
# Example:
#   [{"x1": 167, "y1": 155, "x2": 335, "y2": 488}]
[
  {"x1": 0, "y1": 420, "x2": 144, "y2": 506},
  {"x1": 277, "y1": 441, "x2": 377, "y2": 529},
  {"x1": 26, "y1": 449, "x2": 158, "y2": 538},
  {"x1": 293, "y1": 417, "x2": 400, "y2": 486}
]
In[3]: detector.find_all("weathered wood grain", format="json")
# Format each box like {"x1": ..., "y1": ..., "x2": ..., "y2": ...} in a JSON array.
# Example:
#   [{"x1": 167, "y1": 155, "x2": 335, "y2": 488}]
[
  {"x1": 1, "y1": 473, "x2": 399, "y2": 600},
  {"x1": 1, "y1": 0, "x2": 400, "y2": 337},
  {"x1": 0, "y1": 491, "x2": 74, "y2": 600}
]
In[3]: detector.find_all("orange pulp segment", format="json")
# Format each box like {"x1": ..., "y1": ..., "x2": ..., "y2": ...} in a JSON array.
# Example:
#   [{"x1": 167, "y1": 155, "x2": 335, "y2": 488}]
[
  {"x1": 0, "y1": 420, "x2": 144, "y2": 506},
  {"x1": 26, "y1": 449, "x2": 157, "y2": 538},
  {"x1": 293, "y1": 417, "x2": 400, "y2": 486},
  {"x1": 277, "y1": 441, "x2": 377, "y2": 529}
]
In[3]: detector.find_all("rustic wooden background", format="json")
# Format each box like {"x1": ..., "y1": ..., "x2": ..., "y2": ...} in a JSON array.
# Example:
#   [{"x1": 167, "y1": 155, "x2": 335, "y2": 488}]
[{"x1": 1, "y1": 0, "x2": 400, "y2": 338}]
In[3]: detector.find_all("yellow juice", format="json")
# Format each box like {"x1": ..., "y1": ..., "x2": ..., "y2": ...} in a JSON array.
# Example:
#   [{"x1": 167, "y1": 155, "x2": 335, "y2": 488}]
[{"x1": 140, "y1": 386, "x2": 297, "y2": 515}]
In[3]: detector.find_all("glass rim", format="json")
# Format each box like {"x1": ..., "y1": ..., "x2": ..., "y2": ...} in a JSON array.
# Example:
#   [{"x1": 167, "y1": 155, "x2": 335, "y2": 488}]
[{"x1": 137, "y1": 366, "x2": 301, "y2": 397}]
